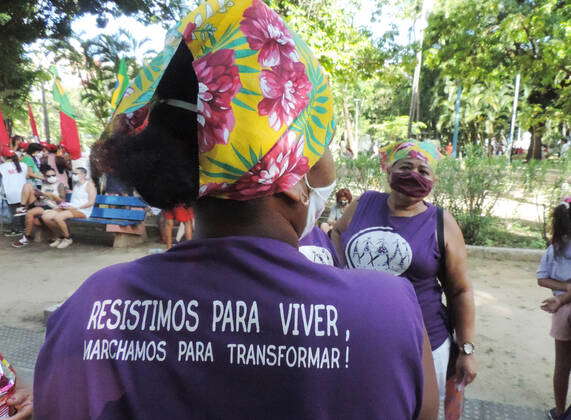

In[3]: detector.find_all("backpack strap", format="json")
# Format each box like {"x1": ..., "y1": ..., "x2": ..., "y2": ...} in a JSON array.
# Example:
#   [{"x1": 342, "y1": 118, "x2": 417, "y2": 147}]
[{"x1": 437, "y1": 206, "x2": 459, "y2": 379}]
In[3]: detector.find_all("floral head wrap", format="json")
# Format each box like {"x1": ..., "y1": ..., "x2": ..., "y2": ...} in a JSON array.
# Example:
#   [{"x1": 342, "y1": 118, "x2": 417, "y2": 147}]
[
  {"x1": 379, "y1": 140, "x2": 442, "y2": 172},
  {"x1": 108, "y1": 0, "x2": 334, "y2": 200}
]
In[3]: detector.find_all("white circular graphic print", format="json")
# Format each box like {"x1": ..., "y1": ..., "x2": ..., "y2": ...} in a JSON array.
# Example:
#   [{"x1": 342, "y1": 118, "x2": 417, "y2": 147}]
[
  {"x1": 346, "y1": 227, "x2": 413, "y2": 275},
  {"x1": 299, "y1": 246, "x2": 335, "y2": 266}
]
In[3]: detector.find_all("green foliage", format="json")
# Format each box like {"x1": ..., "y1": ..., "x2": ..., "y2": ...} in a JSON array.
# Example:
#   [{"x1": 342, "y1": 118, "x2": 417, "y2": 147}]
[
  {"x1": 476, "y1": 216, "x2": 545, "y2": 249},
  {"x1": 512, "y1": 157, "x2": 571, "y2": 242},
  {"x1": 372, "y1": 115, "x2": 426, "y2": 144},
  {"x1": 432, "y1": 145, "x2": 512, "y2": 243},
  {"x1": 434, "y1": 79, "x2": 513, "y2": 146},
  {"x1": 0, "y1": 0, "x2": 186, "y2": 114},
  {"x1": 269, "y1": 0, "x2": 413, "y2": 151},
  {"x1": 335, "y1": 154, "x2": 385, "y2": 196},
  {"x1": 45, "y1": 29, "x2": 156, "y2": 134},
  {"x1": 424, "y1": 0, "x2": 571, "y2": 156}
]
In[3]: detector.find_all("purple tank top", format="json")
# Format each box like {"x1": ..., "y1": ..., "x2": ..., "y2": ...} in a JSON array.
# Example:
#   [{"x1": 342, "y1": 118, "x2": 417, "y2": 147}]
[
  {"x1": 341, "y1": 191, "x2": 449, "y2": 350},
  {"x1": 299, "y1": 226, "x2": 340, "y2": 267}
]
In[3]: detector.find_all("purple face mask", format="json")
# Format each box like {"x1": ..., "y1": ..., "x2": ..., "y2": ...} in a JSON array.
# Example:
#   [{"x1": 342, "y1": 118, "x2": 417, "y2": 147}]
[{"x1": 389, "y1": 170, "x2": 433, "y2": 198}]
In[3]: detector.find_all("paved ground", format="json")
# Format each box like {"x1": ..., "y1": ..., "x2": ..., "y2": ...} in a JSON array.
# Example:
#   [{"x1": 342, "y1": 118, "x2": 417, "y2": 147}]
[{"x1": 0, "y1": 325, "x2": 548, "y2": 419}]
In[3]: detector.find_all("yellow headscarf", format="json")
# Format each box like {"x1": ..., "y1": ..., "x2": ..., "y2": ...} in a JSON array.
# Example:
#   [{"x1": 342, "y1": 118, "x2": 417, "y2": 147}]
[
  {"x1": 110, "y1": 0, "x2": 334, "y2": 200},
  {"x1": 379, "y1": 140, "x2": 442, "y2": 172}
]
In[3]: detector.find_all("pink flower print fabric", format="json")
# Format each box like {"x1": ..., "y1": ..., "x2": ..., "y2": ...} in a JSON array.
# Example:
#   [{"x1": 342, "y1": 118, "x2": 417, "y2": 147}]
[
  {"x1": 258, "y1": 62, "x2": 312, "y2": 131},
  {"x1": 240, "y1": 0, "x2": 311, "y2": 132},
  {"x1": 240, "y1": 0, "x2": 298, "y2": 67},
  {"x1": 193, "y1": 49, "x2": 242, "y2": 153},
  {"x1": 226, "y1": 130, "x2": 309, "y2": 199}
]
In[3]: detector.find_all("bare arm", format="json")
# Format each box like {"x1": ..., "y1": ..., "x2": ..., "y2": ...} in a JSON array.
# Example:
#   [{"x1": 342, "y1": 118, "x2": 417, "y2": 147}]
[
  {"x1": 443, "y1": 210, "x2": 477, "y2": 385},
  {"x1": 418, "y1": 329, "x2": 439, "y2": 420},
  {"x1": 538, "y1": 278, "x2": 569, "y2": 291},
  {"x1": 81, "y1": 182, "x2": 97, "y2": 208},
  {"x1": 541, "y1": 284, "x2": 571, "y2": 313},
  {"x1": 26, "y1": 167, "x2": 43, "y2": 180},
  {"x1": 44, "y1": 184, "x2": 67, "y2": 203},
  {"x1": 330, "y1": 197, "x2": 360, "y2": 266}
]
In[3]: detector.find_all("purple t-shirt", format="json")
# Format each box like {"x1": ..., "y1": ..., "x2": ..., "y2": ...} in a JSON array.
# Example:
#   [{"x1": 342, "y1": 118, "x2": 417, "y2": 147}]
[
  {"x1": 299, "y1": 226, "x2": 340, "y2": 267},
  {"x1": 35, "y1": 236, "x2": 425, "y2": 419},
  {"x1": 341, "y1": 191, "x2": 449, "y2": 350}
]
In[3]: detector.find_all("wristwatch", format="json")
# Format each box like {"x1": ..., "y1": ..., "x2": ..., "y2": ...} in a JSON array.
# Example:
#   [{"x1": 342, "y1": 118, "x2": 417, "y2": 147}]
[{"x1": 459, "y1": 342, "x2": 475, "y2": 355}]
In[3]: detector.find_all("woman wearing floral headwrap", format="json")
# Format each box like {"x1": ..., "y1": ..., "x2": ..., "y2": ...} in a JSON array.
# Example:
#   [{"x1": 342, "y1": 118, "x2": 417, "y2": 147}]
[
  {"x1": 333, "y1": 140, "x2": 477, "y2": 402},
  {"x1": 34, "y1": 1, "x2": 439, "y2": 419}
]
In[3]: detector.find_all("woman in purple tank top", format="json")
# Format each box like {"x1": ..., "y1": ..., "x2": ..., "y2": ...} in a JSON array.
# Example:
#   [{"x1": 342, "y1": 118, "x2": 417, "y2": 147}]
[{"x1": 333, "y1": 140, "x2": 477, "y2": 402}]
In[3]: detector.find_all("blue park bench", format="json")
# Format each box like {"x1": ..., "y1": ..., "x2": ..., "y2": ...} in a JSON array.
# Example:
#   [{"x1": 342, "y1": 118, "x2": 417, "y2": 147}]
[{"x1": 63, "y1": 194, "x2": 148, "y2": 247}]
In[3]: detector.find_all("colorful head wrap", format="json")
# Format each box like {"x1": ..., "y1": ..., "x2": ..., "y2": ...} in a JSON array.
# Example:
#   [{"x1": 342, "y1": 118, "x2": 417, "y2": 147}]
[
  {"x1": 107, "y1": 0, "x2": 334, "y2": 201},
  {"x1": 380, "y1": 140, "x2": 442, "y2": 172}
]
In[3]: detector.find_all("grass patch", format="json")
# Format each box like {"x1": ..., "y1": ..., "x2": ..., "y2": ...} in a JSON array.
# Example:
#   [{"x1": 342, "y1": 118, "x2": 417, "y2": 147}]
[{"x1": 473, "y1": 217, "x2": 546, "y2": 249}]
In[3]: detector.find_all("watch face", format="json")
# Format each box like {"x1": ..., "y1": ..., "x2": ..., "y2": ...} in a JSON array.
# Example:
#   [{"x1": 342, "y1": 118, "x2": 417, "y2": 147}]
[{"x1": 463, "y1": 343, "x2": 474, "y2": 354}]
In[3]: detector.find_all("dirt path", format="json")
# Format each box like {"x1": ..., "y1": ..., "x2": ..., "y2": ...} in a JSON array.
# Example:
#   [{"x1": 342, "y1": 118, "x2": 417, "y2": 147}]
[
  {"x1": 465, "y1": 256, "x2": 553, "y2": 409},
  {"x1": 0, "y1": 237, "x2": 555, "y2": 409}
]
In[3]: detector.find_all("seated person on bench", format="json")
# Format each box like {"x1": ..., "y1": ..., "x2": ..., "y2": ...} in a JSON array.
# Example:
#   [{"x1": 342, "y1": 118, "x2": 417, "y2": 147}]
[
  {"x1": 41, "y1": 167, "x2": 96, "y2": 249},
  {"x1": 13, "y1": 165, "x2": 68, "y2": 248}
]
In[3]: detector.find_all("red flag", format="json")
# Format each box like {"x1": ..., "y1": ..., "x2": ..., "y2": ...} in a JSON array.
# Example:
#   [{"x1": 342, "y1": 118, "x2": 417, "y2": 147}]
[
  {"x1": 27, "y1": 103, "x2": 39, "y2": 138},
  {"x1": 0, "y1": 110, "x2": 10, "y2": 154},
  {"x1": 59, "y1": 111, "x2": 81, "y2": 160},
  {"x1": 51, "y1": 67, "x2": 81, "y2": 160}
]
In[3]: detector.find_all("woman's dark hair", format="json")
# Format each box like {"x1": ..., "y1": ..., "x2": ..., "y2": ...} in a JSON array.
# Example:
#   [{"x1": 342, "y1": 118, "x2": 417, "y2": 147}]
[
  {"x1": 40, "y1": 163, "x2": 56, "y2": 175},
  {"x1": 336, "y1": 188, "x2": 352, "y2": 204},
  {"x1": 91, "y1": 41, "x2": 199, "y2": 210},
  {"x1": 9, "y1": 155, "x2": 22, "y2": 173},
  {"x1": 55, "y1": 155, "x2": 69, "y2": 174},
  {"x1": 552, "y1": 202, "x2": 571, "y2": 256},
  {"x1": 27, "y1": 143, "x2": 42, "y2": 155}
]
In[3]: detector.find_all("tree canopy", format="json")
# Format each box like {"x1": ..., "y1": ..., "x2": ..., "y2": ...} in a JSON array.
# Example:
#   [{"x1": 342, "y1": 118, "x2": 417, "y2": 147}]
[
  {"x1": 3, "y1": 0, "x2": 570, "y2": 157},
  {"x1": 0, "y1": 0, "x2": 187, "y2": 111},
  {"x1": 424, "y1": 0, "x2": 571, "y2": 156}
]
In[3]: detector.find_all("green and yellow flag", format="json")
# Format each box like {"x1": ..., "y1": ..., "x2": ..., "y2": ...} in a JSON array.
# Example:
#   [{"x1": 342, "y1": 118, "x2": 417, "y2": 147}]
[{"x1": 110, "y1": 58, "x2": 129, "y2": 111}]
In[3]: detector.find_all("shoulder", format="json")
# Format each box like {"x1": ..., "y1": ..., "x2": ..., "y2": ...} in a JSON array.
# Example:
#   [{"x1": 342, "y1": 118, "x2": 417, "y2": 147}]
[
  {"x1": 334, "y1": 267, "x2": 419, "y2": 311},
  {"x1": 362, "y1": 190, "x2": 385, "y2": 201},
  {"x1": 542, "y1": 245, "x2": 554, "y2": 259},
  {"x1": 441, "y1": 209, "x2": 463, "y2": 239},
  {"x1": 49, "y1": 257, "x2": 154, "y2": 324},
  {"x1": 334, "y1": 268, "x2": 424, "y2": 341}
]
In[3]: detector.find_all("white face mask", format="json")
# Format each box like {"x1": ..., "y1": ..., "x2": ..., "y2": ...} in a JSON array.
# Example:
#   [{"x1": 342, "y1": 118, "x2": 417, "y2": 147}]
[
  {"x1": 71, "y1": 174, "x2": 80, "y2": 182},
  {"x1": 299, "y1": 176, "x2": 336, "y2": 239},
  {"x1": 46, "y1": 176, "x2": 57, "y2": 184}
]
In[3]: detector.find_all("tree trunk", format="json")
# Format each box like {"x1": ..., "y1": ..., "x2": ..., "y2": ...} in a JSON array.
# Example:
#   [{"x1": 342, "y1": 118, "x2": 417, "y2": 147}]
[
  {"x1": 526, "y1": 123, "x2": 544, "y2": 160},
  {"x1": 341, "y1": 101, "x2": 355, "y2": 156}
]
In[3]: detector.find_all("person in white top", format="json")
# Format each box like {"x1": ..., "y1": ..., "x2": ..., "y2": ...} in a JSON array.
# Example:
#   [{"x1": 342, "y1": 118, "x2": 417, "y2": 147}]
[
  {"x1": 12, "y1": 165, "x2": 68, "y2": 248},
  {"x1": 41, "y1": 167, "x2": 96, "y2": 249},
  {"x1": 0, "y1": 148, "x2": 29, "y2": 236}
]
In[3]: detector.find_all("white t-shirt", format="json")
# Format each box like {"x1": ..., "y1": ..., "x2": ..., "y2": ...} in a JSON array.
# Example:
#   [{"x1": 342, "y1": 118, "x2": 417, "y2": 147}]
[{"x1": 0, "y1": 162, "x2": 29, "y2": 204}]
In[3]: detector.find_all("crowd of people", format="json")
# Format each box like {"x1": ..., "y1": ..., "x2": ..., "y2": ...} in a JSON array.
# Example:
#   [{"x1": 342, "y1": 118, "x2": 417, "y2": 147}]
[
  {"x1": 0, "y1": 0, "x2": 569, "y2": 418},
  {"x1": 0, "y1": 140, "x2": 97, "y2": 249}
]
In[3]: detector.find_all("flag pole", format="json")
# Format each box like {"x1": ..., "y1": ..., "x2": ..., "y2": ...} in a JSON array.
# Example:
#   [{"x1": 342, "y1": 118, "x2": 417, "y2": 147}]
[
  {"x1": 507, "y1": 73, "x2": 521, "y2": 159},
  {"x1": 41, "y1": 83, "x2": 51, "y2": 143},
  {"x1": 452, "y1": 85, "x2": 462, "y2": 158}
]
